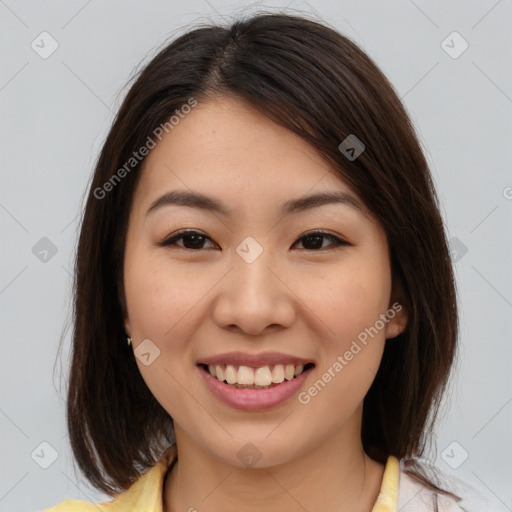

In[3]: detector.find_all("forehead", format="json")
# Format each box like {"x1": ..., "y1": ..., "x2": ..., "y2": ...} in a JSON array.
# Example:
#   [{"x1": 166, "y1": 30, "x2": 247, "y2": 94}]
[{"x1": 133, "y1": 96, "x2": 365, "y2": 216}]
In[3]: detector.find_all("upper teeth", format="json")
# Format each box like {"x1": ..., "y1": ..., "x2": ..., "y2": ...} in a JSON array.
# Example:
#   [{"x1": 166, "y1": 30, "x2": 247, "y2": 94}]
[{"x1": 208, "y1": 364, "x2": 305, "y2": 386}]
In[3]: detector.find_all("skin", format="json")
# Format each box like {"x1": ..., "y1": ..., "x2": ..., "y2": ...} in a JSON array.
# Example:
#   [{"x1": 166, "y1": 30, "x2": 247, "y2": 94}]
[{"x1": 123, "y1": 95, "x2": 408, "y2": 512}]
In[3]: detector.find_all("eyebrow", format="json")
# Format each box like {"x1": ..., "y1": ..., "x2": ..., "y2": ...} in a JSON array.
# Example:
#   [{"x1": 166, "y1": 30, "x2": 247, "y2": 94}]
[{"x1": 146, "y1": 189, "x2": 366, "y2": 218}]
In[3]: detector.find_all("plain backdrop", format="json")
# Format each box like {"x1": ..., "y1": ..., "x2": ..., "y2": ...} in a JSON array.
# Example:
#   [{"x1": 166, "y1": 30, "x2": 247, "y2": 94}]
[{"x1": 0, "y1": 1, "x2": 511, "y2": 511}]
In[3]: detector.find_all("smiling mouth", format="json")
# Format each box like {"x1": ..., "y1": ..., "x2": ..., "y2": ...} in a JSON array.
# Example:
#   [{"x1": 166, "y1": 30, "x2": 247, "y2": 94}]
[{"x1": 198, "y1": 362, "x2": 315, "y2": 389}]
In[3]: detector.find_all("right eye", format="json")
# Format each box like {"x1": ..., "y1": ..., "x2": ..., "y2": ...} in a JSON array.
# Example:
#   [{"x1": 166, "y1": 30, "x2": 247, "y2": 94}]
[{"x1": 155, "y1": 229, "x2": 218, "y2": 250}]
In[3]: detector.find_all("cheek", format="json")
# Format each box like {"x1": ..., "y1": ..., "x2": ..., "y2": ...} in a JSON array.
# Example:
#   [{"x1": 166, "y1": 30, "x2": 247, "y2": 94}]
[
  {"x1": 297, "y1": 269, "x2": 389, "y2": 418},
  {"x1": 124, "y1": 253, "x2": 204, "y2": 415},
  {"x1": 299, "y1": 257, "x2": 391, "y2": 412},
  {"x1": 124, "y1": 252, "x2": 209, "y2": 339},
  {"x1": 303, "y1": 260, "x2": 391, "y2": 347}
]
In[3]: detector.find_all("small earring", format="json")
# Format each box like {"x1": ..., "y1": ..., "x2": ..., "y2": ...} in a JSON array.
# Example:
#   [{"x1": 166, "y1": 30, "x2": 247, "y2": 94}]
[{"x1": 123, "y1": 323, "x2": 132, "y2": 346}]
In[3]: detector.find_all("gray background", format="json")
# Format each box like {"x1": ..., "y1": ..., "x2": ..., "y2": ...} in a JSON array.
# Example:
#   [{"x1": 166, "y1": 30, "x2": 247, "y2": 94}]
[{"x1": 1, "y1": 1, "x2": 511, "y2": 511}]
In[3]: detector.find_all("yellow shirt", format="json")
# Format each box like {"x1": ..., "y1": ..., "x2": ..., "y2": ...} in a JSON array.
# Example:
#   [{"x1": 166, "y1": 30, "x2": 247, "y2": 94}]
[{"x1": 41, "y1": 445, "x2": 399, "y2": 512}]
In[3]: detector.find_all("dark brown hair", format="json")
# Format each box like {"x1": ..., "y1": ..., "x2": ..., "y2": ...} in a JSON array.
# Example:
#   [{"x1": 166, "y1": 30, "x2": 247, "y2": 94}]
[{"x1": 58, "y1": 10, "x2": 460, "y2": 501}]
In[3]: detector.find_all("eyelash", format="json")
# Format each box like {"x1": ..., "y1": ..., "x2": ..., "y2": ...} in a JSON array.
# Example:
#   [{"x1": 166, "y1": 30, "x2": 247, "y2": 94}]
[{"x1": 156, "y1": 229, "x2": 350, "y2": 251}]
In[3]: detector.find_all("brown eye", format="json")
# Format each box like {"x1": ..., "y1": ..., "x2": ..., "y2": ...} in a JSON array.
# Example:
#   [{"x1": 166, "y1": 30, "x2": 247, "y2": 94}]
[
  {"x1": 157, "y1": 230, "x2": 217, "y2": 250},
  {"x1": 293, "y1": 231, "x2": 350, "y2": 250},
  {"x1": 156, "y1": 229, "x2": 350, "y2": 251}
]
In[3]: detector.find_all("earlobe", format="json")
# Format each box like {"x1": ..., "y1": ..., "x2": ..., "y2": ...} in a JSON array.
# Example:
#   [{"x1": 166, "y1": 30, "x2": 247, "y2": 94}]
[
  {"x1": 385, "y1": 300, "x2": 408, "y2": 339},
  {"x1": 385, "y1": 318, "x2": 406, "y2": 339}
]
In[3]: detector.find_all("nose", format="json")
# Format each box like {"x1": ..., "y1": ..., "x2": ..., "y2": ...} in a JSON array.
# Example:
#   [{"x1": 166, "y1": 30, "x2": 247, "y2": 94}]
[{"x1": 211, "y1": 245, "x2": 296, "y2": 336}]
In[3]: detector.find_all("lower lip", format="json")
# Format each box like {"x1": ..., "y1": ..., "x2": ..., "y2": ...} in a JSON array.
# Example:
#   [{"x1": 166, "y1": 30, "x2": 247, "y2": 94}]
[{"x1": 197, "y1": 365, "x2": 314, "y2": 411}]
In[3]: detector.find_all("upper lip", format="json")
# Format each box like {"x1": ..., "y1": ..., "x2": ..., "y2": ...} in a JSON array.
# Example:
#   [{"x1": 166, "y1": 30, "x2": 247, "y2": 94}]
[{"x1": 197, "y1": 351, "x2": 314, "y2": 368}]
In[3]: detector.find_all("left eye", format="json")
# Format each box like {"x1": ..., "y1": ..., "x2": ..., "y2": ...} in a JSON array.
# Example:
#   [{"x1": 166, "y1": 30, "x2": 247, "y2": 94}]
[
  {"x1": 292, "y1": 231, "x2": 349, "y2": 250},
  {"x1": 157, "y1": 230, "x2": 349, "y2": 251}
]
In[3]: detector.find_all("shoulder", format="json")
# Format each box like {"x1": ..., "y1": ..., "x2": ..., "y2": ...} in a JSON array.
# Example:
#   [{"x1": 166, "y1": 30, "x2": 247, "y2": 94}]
[
  {"x1": 398, "y1": 470, "x2": 466, "y2": 511},
  {"x1": 397, "y1": 465, "x2": 504, "y2": 512},
  {"x1": 40, "y1": 444, "x2": 178, "y2": 512},
  {"x1": 40, "y1": 499, "x2": 109, "y2": 511}
]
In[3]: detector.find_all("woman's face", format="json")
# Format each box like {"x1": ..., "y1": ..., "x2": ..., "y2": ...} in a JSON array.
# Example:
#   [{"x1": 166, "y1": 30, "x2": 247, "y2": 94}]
[{"x1": 123, "y1": 95, "x2": 407, "y2": 467}]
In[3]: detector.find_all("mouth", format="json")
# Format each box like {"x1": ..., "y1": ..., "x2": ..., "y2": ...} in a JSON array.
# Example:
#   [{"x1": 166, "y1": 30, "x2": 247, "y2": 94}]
[{"x1": 197, "y1": 362, "x2": 315, "y2": 390}]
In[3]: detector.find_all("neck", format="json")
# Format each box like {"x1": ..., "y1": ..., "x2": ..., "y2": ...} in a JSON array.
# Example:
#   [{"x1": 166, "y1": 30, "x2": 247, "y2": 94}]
[{"x1": 163, "y1": 422, "x2": 385, "y2": 512}]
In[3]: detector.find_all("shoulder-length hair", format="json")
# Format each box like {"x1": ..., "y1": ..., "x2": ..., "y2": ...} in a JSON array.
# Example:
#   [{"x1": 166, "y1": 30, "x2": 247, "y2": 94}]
[{"x1": 60, "y1": 11, "x2": 459, "y2": 498}]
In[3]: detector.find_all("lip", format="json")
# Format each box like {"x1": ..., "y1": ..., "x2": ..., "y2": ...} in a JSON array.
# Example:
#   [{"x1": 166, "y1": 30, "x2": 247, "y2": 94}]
[
  {"x1": 197, "y1": 363, "x2": 315, "y2": 411},
  {"x1": 197, "y1": 351, "x2": 314, "y2": 368}
]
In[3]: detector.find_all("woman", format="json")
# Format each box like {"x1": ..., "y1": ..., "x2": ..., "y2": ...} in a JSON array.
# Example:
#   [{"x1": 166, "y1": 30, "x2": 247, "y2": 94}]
[{"x1": 43, "y1": 11, "x2": 472, "y2": 512}]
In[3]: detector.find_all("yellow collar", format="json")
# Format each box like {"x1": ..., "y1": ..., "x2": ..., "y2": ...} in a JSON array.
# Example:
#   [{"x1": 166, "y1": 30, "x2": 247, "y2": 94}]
[
  {"x1": 46, "y1": 445, "x2": 399, "y2": 511},
  {"x1": 371, "y1": 455, "x2": 400, "y2": 511},
  {"x1": 134, "y1": 445, "x2": 399, "y2": 512}
]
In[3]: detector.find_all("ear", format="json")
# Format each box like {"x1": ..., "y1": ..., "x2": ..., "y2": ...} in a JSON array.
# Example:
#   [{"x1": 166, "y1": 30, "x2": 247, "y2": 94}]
[
  {"x1": 123, "y1": 317, "x2": 132, "y2": 338},
  {"x1": 385, "y1": 279, "x2": 408, "y2": 340},
  {"x1": 119, "y1": 277, "x2": 132, "y2": 337}
]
